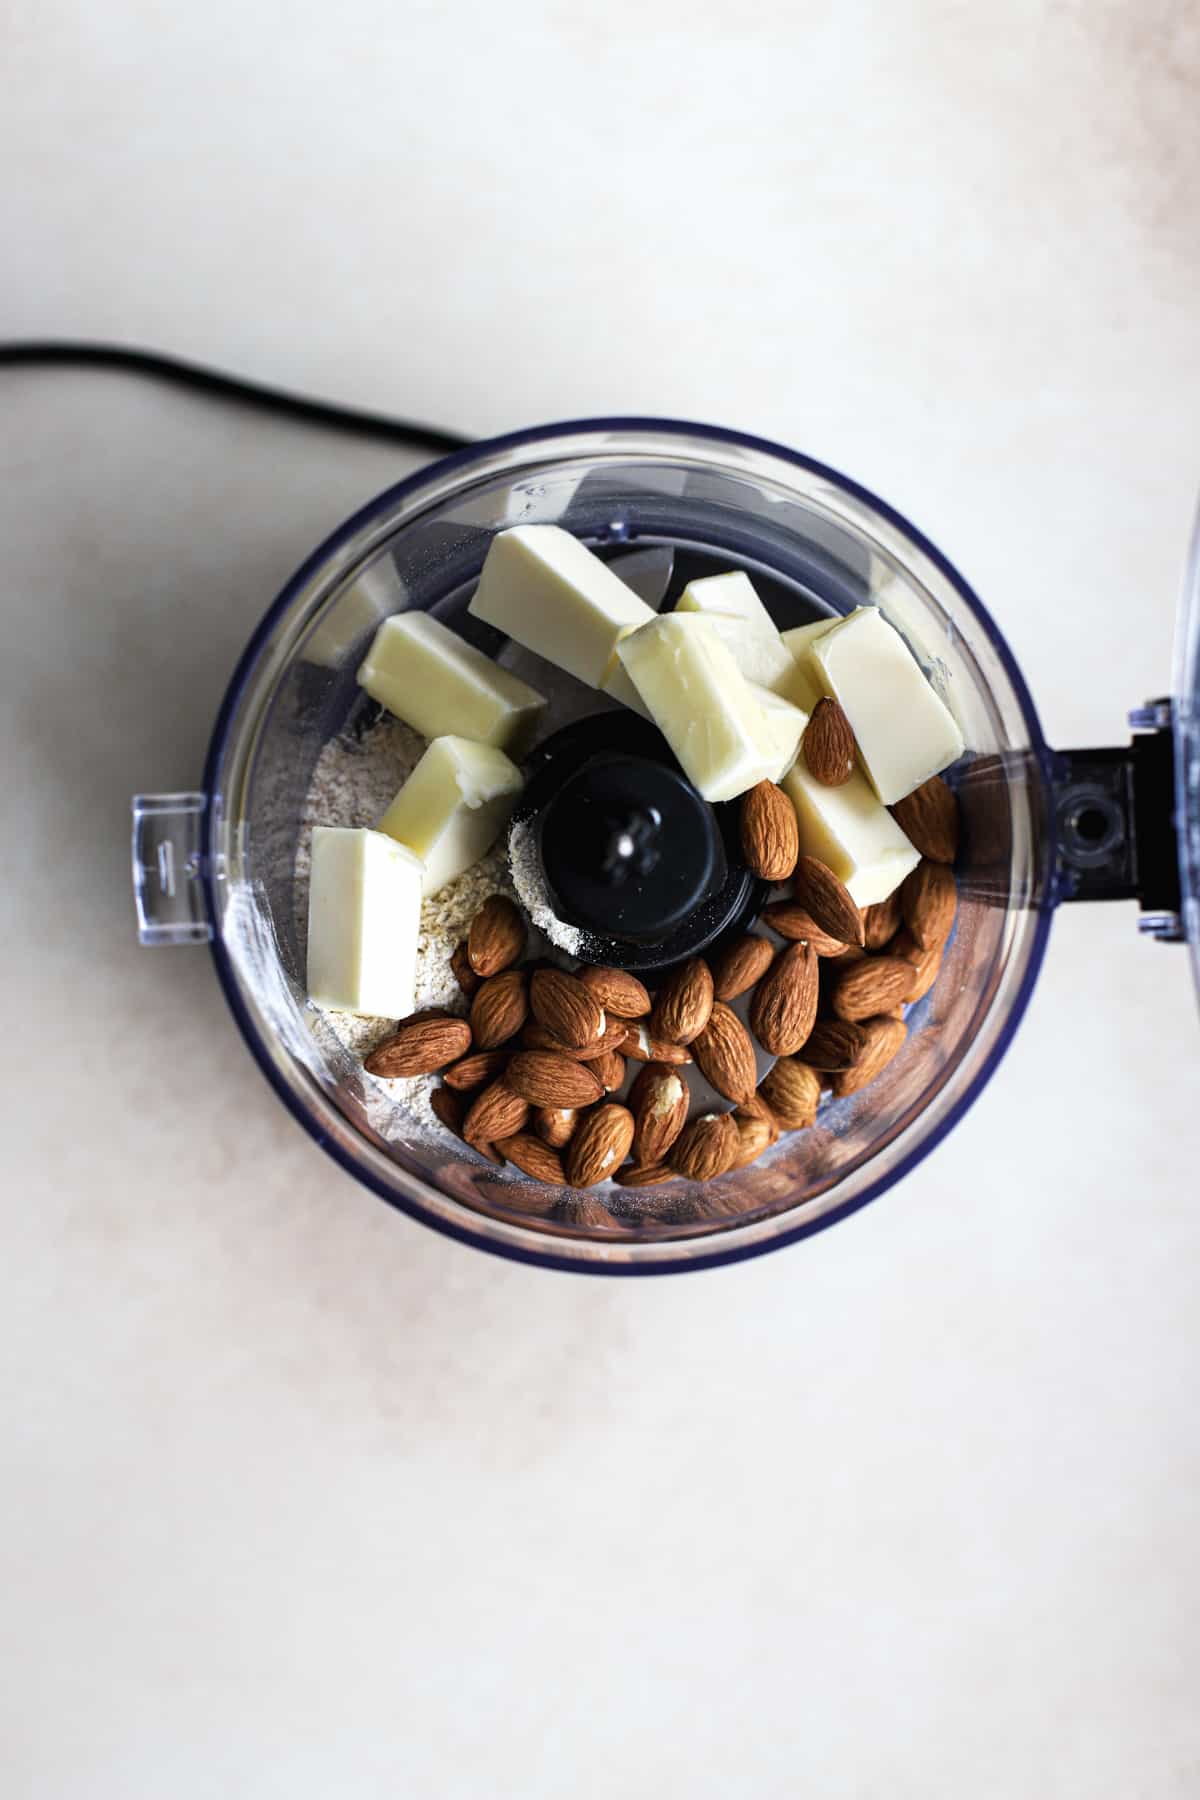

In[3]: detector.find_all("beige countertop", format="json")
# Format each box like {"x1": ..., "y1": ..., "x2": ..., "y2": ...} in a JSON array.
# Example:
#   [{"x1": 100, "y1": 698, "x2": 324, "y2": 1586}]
[{"x1": 3, "y1": 3, "x2": 1200, "y2": 1793}]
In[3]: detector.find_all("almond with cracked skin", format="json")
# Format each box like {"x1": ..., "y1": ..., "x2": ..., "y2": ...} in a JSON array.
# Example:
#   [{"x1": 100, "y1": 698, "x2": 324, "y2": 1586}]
[
  {"x1": 759, "y1": 1057, "x2": 821, "y2": 1127},
  {"x1": 831, "y1": 1016, "x2": 907, "y2": 1097},
  {"x1": 613, "y1": 1161, "x2": 679, "y2": 1188},
  {"x1": 759, "y1": 901, "x2": 847, "y2": 955},
  {"x1": 530, "y1": 968, "x2": 605, "y2": 1050},
  {"x1": 496, "y1": 1132, "x2": 566, "y2": 1184},
  {"x1": 467, "y1": 894, "x2": 525, "y2": 977},
  {"x1": 890, "y1": 776, "x2": 958, "y2": 864},
  {"x1": 620, "y1": 1023, "x2": 693, "y2": 1065},
  {"x1": 749, "y1": 940, "x2": 819, "y2": 1056},
  {"x1": 900, "y1": 860, "x2": 957, "y2": 951},
  {"x1": 450, "y1": 939, "x2": 480, "y2": 998},
  {"x1": 469, "y1": 968, "x2": 528, "y2": 1049},
  {"x1": 463, "y1": 1079, "x2": 530, "y2": 1146},
  {"x1": 629, "y1": 1062, "x2": 690, "y2": 1166},
  {"x1": 670, "y1": 1112, "x2": 740, "y2": 1181},
  {"x1": 803, "y1": 697, "x2": 856, "y2": 786},
  {"x1": 831, "y1": 955, "x2": 915, "y2": 1022},
  {"x1": 740, "y1": 779, "x2": 799, "y2": 882},
  {"x1": 506, "y1": 1051, "x2": 605, "y2": 1109},
  {"x1": 792, "y1": 855, "x2": 866, "y2": 947},
  {"x1": 578, "y1": 965, "x2": 651, "y2": 1018},
  {"x1": 363, "y1": 1012, "x2": 472, "y2": 1078},
  {"x1": 650, "y1": 957, "x2": 714, "y2": 1046},
  {"x1": 593, "y1": 1050, "x2": 627, "y2": 1094},
  {"x1": 798, "y1": 1020, "x2": 868, "y2": 1071},
  {"x1": 710, "y1": 933, "x2": 775, "y2": 1001},
  {"x1": 442, "y1": 1049, "x2": 510, "y2": 1092},
  {"x1": 861, "y1": 889, "x2": 902, "y2": 952},
  {"x1": 692, "y1": 1001, "x2": 758, "y2": 1105},
  {"x1": 534, "y1": 1106, "x2": 577, "y2": 1148},
  {"x1": 731, "y1": 1112, "x2": 775, "y2": 1169},
  {"x1": 566, "y1": 1104, "x2": 636, "y2": 1187}
]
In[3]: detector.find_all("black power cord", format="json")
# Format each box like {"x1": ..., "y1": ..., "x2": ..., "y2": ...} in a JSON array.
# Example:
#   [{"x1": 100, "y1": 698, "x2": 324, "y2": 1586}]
[{"x1": 0, "y1": 339, "x2": 471, "y2": 458}]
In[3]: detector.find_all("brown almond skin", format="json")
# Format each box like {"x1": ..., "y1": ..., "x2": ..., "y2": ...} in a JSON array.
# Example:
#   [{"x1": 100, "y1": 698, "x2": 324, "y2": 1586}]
[
  {"x1": 463, "y1": 1080, "x2": 530, "y2": 1145},
  {"x1": 798, "y1": 1020, "x2": 868, "y2": 1071},
  {"x1": 566, "y1": 1103, "x2": 636, "y2": 1188},
  {"x1": 792, "y1": 856, "x2": 866, "y2": 947},
  {"x1": 505, "y1": 1051, "x2": 606, "y2": 1109},
  {"x1": 749, "y1": 941, "x2": 819, "y2": 1056},
  {"x1": 759, "y1": 902, "x2": 847, "y2": 955},
  {"x1": 443, "y1": 1049, "x2": 510, "y2": 1092},
  {"x1": 450, "y1": 939, "x2": 481, "y2": 998},
  {"x1": 522, "y1": 1015, "x2": 626, "y2": 1061},
  {"x1": 710, "y1": 933, "x2": 776, "y2": 1001},
  {"x1": 803, "y1": 697, "x2": 856, "y2": 786},
  {"x1": 578, "y1": 965, "x2": 651, "y2": 1018},
  {"x1": 736, "y1": 1090, "x2": 779, "y2": 1131},
  {"x1": 613, "y1": 1162, "x2": 679, "y2": 1188},
  {"x1": 557, "y1": 1195, "x2": 620, "y2": 1230},
  {"x1": 534, "y1": 1106, "x2": 577, "y2": 1148},
  {"x1": 891, "y1": 929, "x2": 942, "y2": 1002},
  {"x1": 469, "y1": 969, "x2": 528, "y2": 1049},
  {"x1": 363, "y1": 1013, "x2": 472, "y2": 1078},
  {"x1": 901, "y1": 860, "x2": 958, "y2": 951},
  {"x1": 621, "y1": 1024, "x2": 693, "y2": 1065},
  {"x1": 759, "y1": 1057, "x2": 822, "y2": 1128},
  {"x1": 831, "y1": 1017, "x2": 908, "y2": 1097},
  {"x1": 593, "y1": 1050, "x2": 627, "y2": 1094},
  {"x1": 496, "y1": 1132, "x2": 566, "y2": 1184},
  {"x1": 691, "y1": 1002, "x2": 758, "y2": 1105},
  {"x1": 650, "y1": 958, "x2": 714, "y2": 1046},
  {"x1": 862, "y1": 889, "x2": 902, "y2": 952},
  {"x1": 740, "y1": 780, "x2": 800, "y2": 882},
  {"x1": 629, "y1": 1062, "x2": 690, "y2": 1166},
  {"x1": 831, "y1": 956, "x2": 915, "y2": 1022},
  {"x1": 429, "y1": 1084, "x2": 466, "y2": 1136},
  {"x1": 890, "y1": 776, "x2": 958, "y2": 864},
  {"x1": 467, "y1": 894, "x2": 525, "y2": 977},
  {"x1": 670, "y1": 1113, "x2": 740, "y2": 1181},
  {"x1": 529, "y1": 968, "x2": 605, "y2": 1050},
  {"x1": 731, "y1": 1113, "x2": 775, "y2": 1168}
]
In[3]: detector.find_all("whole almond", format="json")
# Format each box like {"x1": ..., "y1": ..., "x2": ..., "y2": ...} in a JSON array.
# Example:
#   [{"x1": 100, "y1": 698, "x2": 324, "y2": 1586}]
[
  {"x1": 463, "y1": 1079, "x2": 530, "y2": 1145},
  {"x1": 890, "y1": 776, "x2": 959, "y2": 864},
  {"x1": 469, "y1": 968, "x2": 528, "y2": 1049},
  {"x1": 578, "y1": 965, "x2": 651, "y2": 1018},
  {"x1": 798, "y1": 1020, "x2": 868, "y2": 1071},
  {"x1": 593, "y1": 1050, "x2": 627, "y2": 1093},
  {"x1": 443, "y1": 1049, "x2": 510, "y2": 1092},
  {"x1": 430, "y1": 1084, "x2": 466, "y2": 1136},
  {"x1": 506, "y1": 1051, "x2": 605, "y2": 1109},
  {"x1": 621, "y1": 1024, "x2": 692, "y2": 1065},
  {"x1": 792, "y1": 856, "x2": 866, "y2": 947},
  {"x1": 450, "y1": 939, "x2": 481, "y2": 998},
  {"x1": 759, "y1": 901, "x2": 847, "y2": 955},
  {"x1": 467, "y1": 894, "x2": 525, "y2": 977},
  {"x1": 831, "y1": 1017, "x2": 907, "y2": 1097},
  {"x1": 650, "y1": 958, "x2": 714, "y2": 1046},
  {"x1": 831, "y1": 956, "x2": 915, "y2": 1022},
  {"x1": 710, "y1": 933, "x2": 776, "y2": 1000},
  {"x1": 692, "y1": 1002, "x2": 758, "y2": 1105},
  {"x1": 523, "y1": 1014, "x2": 624, "y2": 1060},
  {"x1": 731, "y1": 1113, "x2": 774, "y2": 1168},
  {"x1": 566, "y1": 1104, "x2": 636, "y2": 1188},
  {"x1": 496, "y1": 1132, "x2": 566, "y2": 1184},
  {"x1": 891, "y1": 929, "x2": 942, "y2": 1002},
  {"x1": 736, "y1": 1090, "x2": 779, "y2": 1130},
  {"x1": 900, "y1": 860, "x2": 958, "y2": 951},
  {"x1": 759, "y1": 1057, "x2": 822, "y2": 1128},
  {"x1": 749, "y1": 941, "x2": 819, "y2": 1056},
  {"x1": 740, "y1": 780, "x2": 799, "y2": 882},
  {"x1": 534, "y1": 1106, "x2": 577, "y2": 1148},
  {"x1": 530, "y1": 968, "x2": 604, "y2": 1050},
  {"x1": 363, "y1": 1012, "x2": 472, "y2": 1078},
  {"x1": 670, "y1": 1112, "x2": 740, "y2": 1181},
  {"x1": 862, "y1": 889, "x2": 902, "y2": 951},
  {"x1": 629, "y1": 1062, "x2": 690, "y2": 1165},
  {"x1": 613, "y1": 1162, "x2": 679, "y2": 1188},
  {"x1": 803, "y1": 697, "x2": 856, "y2": 786}
]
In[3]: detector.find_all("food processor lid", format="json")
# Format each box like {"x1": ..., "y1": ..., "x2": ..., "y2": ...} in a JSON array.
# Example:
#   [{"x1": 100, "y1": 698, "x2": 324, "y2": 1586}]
[{"x1": 1175, "y1": 502, "x2": 1200, "y2": 1011}]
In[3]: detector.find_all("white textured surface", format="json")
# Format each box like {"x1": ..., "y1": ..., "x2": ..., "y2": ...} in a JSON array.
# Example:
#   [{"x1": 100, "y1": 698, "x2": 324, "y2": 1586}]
[{"x1": 3, "y1": 3, "x2": 1200, "y2": 1795}]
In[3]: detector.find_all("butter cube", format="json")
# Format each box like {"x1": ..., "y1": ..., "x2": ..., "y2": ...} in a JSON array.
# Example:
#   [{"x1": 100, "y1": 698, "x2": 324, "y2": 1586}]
[
  {"x1": 307, "y1": 827, "x2": 422, "y2": 1017},
  {"x1": 685, "y1": 610, "x2": 800, "y2": 693},
  {"x1": 676, "y1": 570, "x2": 777, "y2": 638},
  {"x1": 377, "y1": 736, "x2": 524, "y2": 896},
  {"x1": 469, "y1": 525, "x2": 654, "y2": 688},
  {"x1": 810, "y1": 606, "x2": 963, "y2": 804},
  {"x1": 750, "y1": 684, "x2": 807, "y2": 783},
  {"x1": 779, "y1": 616, "x2": 840, "y2": 712},
  {"x1": 600, "y1": 656, "x2": 653, "y2": 720},
  {"x1": 782, "y1": 762, "x2": 919, "y2": 906},
  {"x1": 357, "y1": 613, "x2": 545, "y2": 754},
  {"x1": 616, "y1": 613, "x2": 777, "y2": 803}
]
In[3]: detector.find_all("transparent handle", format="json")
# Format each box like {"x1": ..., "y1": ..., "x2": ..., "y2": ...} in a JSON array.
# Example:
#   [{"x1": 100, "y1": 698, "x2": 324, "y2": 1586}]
[{"x1": 130, "y1": 792, "x2": 212, "y2": 945}]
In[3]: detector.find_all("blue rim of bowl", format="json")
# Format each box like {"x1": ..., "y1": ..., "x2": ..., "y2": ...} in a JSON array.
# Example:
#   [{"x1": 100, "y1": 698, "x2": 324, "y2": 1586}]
[{"x1": 201, "y1": 416, "x2": 1058, "y2": 1277}]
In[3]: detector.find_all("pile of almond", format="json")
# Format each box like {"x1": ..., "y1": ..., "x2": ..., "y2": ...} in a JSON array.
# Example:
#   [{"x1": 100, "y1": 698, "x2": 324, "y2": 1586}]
[{"x1": 362, "y1": 764, "x2": 959, "y2": 1202}]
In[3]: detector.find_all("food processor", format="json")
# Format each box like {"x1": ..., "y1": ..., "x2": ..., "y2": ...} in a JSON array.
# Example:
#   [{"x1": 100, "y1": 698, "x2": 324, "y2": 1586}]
[{"x1": 130, "y1": 420, "x2": 1199, "y2": 1274}]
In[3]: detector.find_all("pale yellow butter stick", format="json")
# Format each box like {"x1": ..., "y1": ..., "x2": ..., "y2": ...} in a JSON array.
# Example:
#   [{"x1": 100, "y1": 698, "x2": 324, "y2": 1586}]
[
  {"x1": 782, "y1": 760, "x2": 919, "y2": 907},
  {"x1": 307, "y1": 827, "x2": 423, "y2": 1017},
  {"x1": 357, "y1": 612, "x2": 546, "y2": 754},
  {"x1": 377, "y1": 736, "x2": 524, "y2": 896}
]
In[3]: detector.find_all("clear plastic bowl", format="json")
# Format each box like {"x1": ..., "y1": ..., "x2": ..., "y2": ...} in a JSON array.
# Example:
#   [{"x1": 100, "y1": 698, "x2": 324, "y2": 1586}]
[{"x1": 190, "y1": 420, "x2": 1055, "y2": 1274}]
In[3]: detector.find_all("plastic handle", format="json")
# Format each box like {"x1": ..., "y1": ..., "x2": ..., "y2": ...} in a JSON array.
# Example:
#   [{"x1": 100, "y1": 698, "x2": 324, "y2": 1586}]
[{"x1": 130, "y1": 792, "x2": 212, "y2": 946}]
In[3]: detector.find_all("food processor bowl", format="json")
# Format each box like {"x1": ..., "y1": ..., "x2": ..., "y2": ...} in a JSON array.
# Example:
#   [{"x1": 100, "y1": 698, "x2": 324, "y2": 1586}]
[{"x1": 134, "y1": 421, "x2": 1070, "y2": 1273}]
